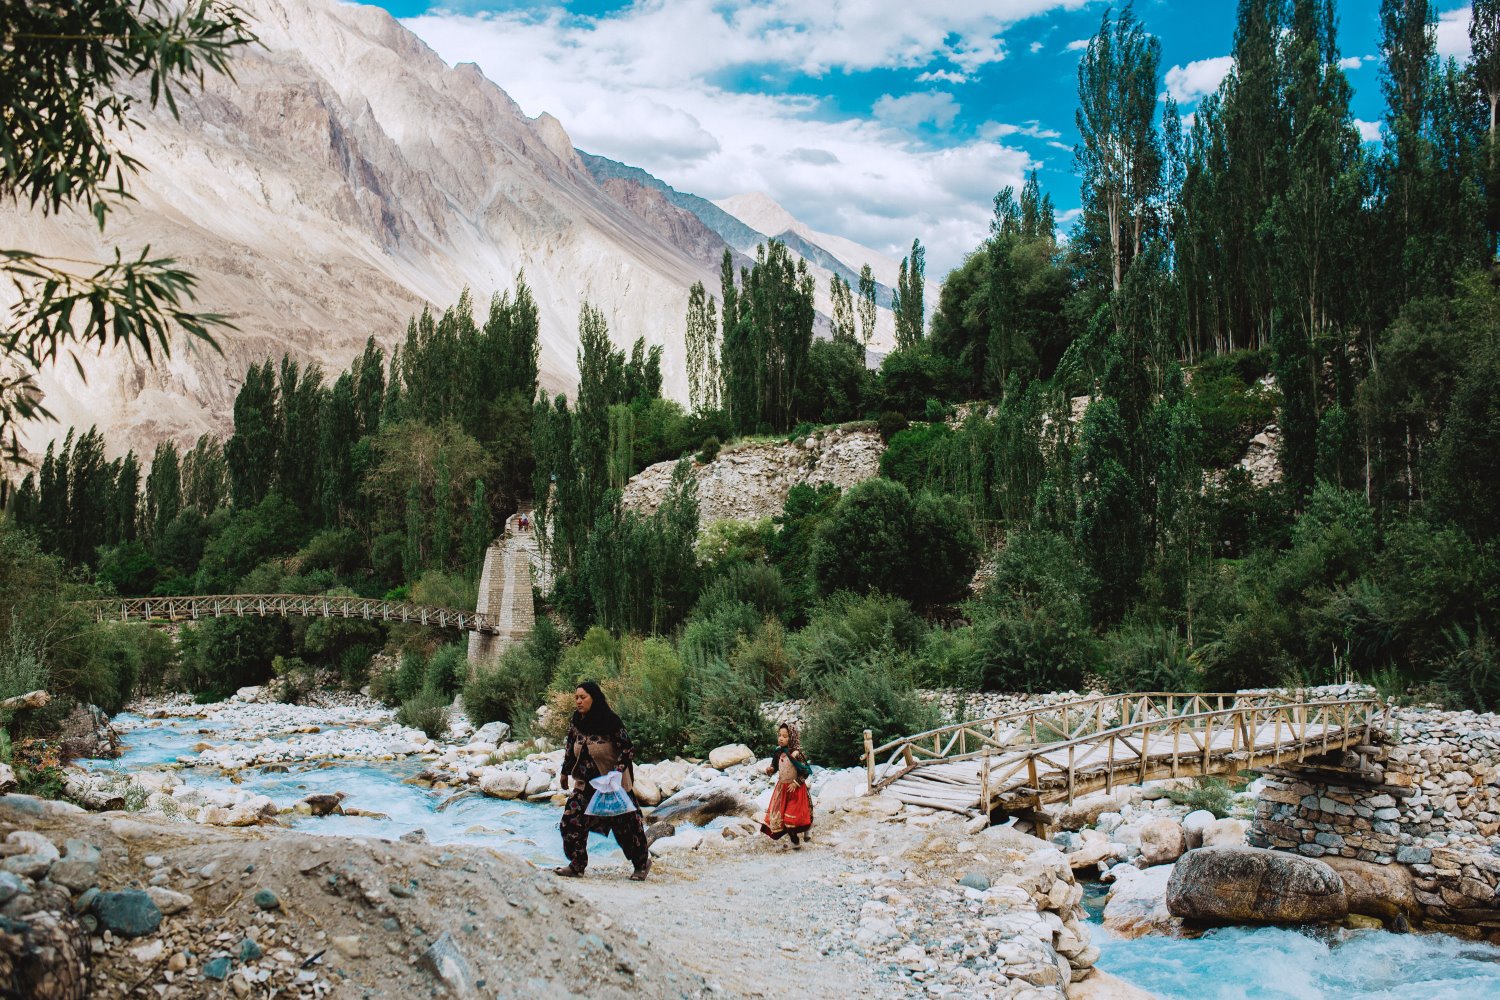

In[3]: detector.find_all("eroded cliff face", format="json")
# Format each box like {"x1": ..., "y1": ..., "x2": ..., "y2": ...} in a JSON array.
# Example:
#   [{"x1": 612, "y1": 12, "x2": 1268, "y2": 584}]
[
  {"x1": 620, "y1": 426, "x2": 884, "y2": 525},
  {"x1": 1, "y1": 0, "x2": 723, "y2": 456}
]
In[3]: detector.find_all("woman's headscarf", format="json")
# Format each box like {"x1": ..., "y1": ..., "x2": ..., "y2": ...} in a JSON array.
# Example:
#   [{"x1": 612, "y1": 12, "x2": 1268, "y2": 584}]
[
  {"x1": 779, "y1": 722, "x2": 802, "y2": 754},
  {"x1": 572, "y1": 680, "x2": 623, "y2": 735}
]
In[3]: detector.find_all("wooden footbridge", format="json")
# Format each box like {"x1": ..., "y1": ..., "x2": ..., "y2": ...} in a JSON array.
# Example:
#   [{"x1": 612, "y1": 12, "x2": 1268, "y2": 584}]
[
  {"x1": 863, "y1": 691, "x2": 1384, "y2": 821},
  {"x1": 84, "y1": 594, "x2": 504, "y2": 635}
]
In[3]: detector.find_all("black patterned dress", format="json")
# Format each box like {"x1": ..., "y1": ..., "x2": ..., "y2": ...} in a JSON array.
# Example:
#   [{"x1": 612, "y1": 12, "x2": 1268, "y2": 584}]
[{"x1": 559, "y1": 723, "x2": 650, "y2": 872}]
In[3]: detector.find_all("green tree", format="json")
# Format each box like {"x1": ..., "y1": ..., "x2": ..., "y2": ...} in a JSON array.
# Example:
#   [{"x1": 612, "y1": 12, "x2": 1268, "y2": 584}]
[
  {"x1": 1075, "y1": 3, "x2": 1163, "y2": 295},
  {"x1": 830, "y1": 273, "x2": 858, "y2": 345},
  {"x1": 892, "y1": 239, "x2": 926, "y2": 350},
  {"x1": 226, "y1": 360, "x2": 278, "y2": 509},
  {"x1": 143, "y1": 441, "x2": 181, "y2": 543},
  {"x1": 857, "y1": 263, "x2": 878, "y2": 346}
]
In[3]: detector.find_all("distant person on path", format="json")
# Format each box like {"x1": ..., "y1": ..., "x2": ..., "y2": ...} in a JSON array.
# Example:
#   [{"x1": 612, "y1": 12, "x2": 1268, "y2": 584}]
[
  {"x1": 761, "y1": 723, "x2": 813, "y2": 847},
  {"x1": 553, "y1": 681, "x2": 652, "y2": 880}
]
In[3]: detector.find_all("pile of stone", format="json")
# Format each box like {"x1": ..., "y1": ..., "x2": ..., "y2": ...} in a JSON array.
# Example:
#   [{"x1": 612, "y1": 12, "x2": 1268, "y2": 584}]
[
  {"x1": 760, "y1": 689, "x2": 1095, "y2": 734},
  {"x1": 1, "y1": 793, "x2": 717, "y2": 1000},
  {"x1": 839, "y1": 808, "x2": 1101, "y2": 998}
]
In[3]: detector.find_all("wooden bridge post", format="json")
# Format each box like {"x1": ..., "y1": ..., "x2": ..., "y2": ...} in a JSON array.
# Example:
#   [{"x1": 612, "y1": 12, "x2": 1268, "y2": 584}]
[
  {"x1": 980, "y1": 748, "x2": 991, "y2": 823},
  {"x1": 863, "y1": 729, "x2": 875, "y2": 793}
]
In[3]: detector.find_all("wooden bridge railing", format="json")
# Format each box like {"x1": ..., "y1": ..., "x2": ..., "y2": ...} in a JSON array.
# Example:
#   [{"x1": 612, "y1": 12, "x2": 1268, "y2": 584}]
[
  {"x1": 865, "y1": 691, "x2": 1381, "y2": 794},
  {"x1": 82, "y1": 594, "x2": 503, "y2": 635}
]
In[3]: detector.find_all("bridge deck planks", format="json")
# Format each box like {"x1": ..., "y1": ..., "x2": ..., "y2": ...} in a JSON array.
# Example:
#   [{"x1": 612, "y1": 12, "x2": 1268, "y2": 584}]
[{"x1": 885, "y1": 722, "x2": 1341, "y2": 813}]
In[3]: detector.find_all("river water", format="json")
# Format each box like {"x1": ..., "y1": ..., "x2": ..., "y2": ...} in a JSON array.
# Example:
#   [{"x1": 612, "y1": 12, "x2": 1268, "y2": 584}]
[
  {"x1": 92, "y1": 711, "x2": 1500, "y2": 997},
  {"x1": 86, "y1": 712, "x2": 607, "y2": 866}
]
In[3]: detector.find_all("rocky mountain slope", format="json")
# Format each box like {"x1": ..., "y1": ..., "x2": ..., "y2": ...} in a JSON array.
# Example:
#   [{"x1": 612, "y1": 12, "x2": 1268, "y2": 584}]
[{"x1": 1, "y1": 0, "x2": 907, "y2": 458}]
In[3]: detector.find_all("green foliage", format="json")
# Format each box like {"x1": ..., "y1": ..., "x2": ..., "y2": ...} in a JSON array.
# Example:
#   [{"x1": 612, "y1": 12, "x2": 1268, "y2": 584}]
[
  {"x1": 880, "y1": 424, "x2": 952, "y2": 491},
  {"x1": 970, "y1": 531, "x2": 1097, "y2": 692},
  {"x1": 424, "y1": 644, "x2": 467, "y2": 700},
  {"x1": 795, "y1": 338, "x2": 867, "y2": 424},
  {"x1": 397, "y1": 688, "x2": 450, "y2": 738},
  {"x1": 465, "y1": 646, "x2": 550, "y2": 731},
  {"x1": 1187, "y1": 358, "x2": 1279, "y2": 469},
  {"x1": 697, "y1": 436, "x2": 721, "y2": 464},
  {"x1": 802, "y1": 650, "x2": 939, "y2": 767},
  {"x1": 605, "y1": 638, "x2": 690, "y2": 759},
  {"x1": 789, "y1": 592, "x2": 924, "y2": 697},
  {"x1": 1100, "y1": 620, "x2": 1202, "y2": 693},
  {"x1": 1166, "y1": 777, "x2": 1236, "y2": 819},
  {"x1": 684, "y1": 656, "x2": 774, "y2": 757},
  {"x1": 695, "y1": 518, "x2": 773, "y2": 571},
  {"x1": 809, "y1": 479, "x2": 979, "y2": 606},
  {"x1": 695, "y1": 562, "x2": 787, "y2": 621}
]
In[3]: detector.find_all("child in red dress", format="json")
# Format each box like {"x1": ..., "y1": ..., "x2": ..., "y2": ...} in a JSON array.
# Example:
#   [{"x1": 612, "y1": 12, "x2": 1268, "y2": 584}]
[{"x1": 761, "y1": 723, "x2": 813, "y2": 847}]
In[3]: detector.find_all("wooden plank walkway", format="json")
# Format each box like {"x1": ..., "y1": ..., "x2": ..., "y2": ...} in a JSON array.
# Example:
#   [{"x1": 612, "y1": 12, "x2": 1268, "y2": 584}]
[{"x1": 866, "y1": 693, "x2": 1383, "y2": 816}]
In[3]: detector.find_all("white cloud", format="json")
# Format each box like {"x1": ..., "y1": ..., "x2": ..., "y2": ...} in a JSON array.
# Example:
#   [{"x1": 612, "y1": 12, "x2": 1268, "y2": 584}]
[
  {"x1": 1030, "y1": 41, "x2": 1044, "y2": 54},
  {"x1": 874, "y1": 92, "x2": 961, "y2": 129},
  {"x1": 983, "y1": 120, "x2": 1063, "y2": 140},
  {"x1": 1354, "y1": 118, "x2": 1383, "y2": 144},
  {"x1": 1164, "y1": 55, "x2": 1235, "y2": 104},
  {"x1": 1065, "y1": 38, "x2": 1090, "y2": 52},
  {"x1": 1436, "y1": 6, "x2": 1472, "y2": 61},
  {"x1": 401, "y1": 5, "x2": 1049, "y2": 273},
  {"x1": 1337, "y1": 55, "x2": 1363, "y2": 70},
  {"x1": 916, "y1": 69, "x2": 968, "y2": 84}
]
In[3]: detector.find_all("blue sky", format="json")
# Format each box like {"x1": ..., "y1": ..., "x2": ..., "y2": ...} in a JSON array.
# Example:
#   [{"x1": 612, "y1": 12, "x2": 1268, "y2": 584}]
[{"x1": 372, "y1": 1, "x2": 1476, "y2": 276}]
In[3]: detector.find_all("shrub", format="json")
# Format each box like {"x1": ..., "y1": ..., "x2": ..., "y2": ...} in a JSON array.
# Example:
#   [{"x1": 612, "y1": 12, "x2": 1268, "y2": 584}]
[
  {"x1": 802, "y1": 651, "x2": 938, "y2": 767},
  {"x1": 877, "y1": 411, "x2": 909, "y2": 442},
  {"x1": 1100, "y1": 620, "x2": 1202, "y2": 693},
  {"x1": 464, "y1": 645, "x2": 551, "y2": 730},
  {"x1": 695, "y1": 562, "x2": 786, "y2": 620},
  {"x1": 685, "y1": 656, "x2": 774, "y2": 757},
  {"x1": 372, "y1": 649, "x2": 428, "y2": 705},
  {"x1": 695, "y1": 518, "x2": 775, "y2": 571},
  {"x1": 810, "y1": 479, "x2": 914, "y2": 597},
  {"x1": 880, "y1": 423, "x2": 951, "y2": 491},
  {"x1": 970, "y1": 530, "x2": 1097, "y2": 692},
  {"x1": 271, "y1": 655, "x2": 317, "y2": 704},
  {"x1": 607, "y1": 638, "x2": 689, "y2": 759},
  {"x1": 908, "y1": 491, "x2": 980, "y2": 604},
  {"x1": 790, "y1": 592, "x2": 923, "y2": 696},
  {"x1": 424, "y1": 643, "x2": 468, "y2": 699},
  {"x1": 679, "y1": 601, "x2": 760, "y2": 668},
  {"x1": 553, "y1": 626, "x2": 620, "y2": 691},
  {"x1": 1437, "y1": 624, "x2": 1500, "y2": 712},
  {"x1": 411, "y1": 571, "x2": 479, "y2": 613},
  {"x1": 697, "y1": 436, "x2": 721, "y2": 464},
  {"x1": 397, "y1": 688, "x2": 450, "y2": 738},
  {"x1": 1166, "y1": 776, "x2": 1236, "y2": 819}
]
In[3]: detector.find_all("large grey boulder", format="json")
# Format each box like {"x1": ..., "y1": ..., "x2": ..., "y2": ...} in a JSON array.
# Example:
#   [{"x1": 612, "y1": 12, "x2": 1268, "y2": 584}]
[
  {"x1": 1166, "y1": 847, "x2": 1348, "y2": 924},
  {"x1": 650, "y1": 784, "x2": 756, "y2": 826}
]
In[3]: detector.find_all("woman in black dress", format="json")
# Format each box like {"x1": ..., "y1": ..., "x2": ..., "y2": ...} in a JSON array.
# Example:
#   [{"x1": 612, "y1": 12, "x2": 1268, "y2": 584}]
[{"x1": 552, "y1": 681, "x2": 651, "y2": 880}]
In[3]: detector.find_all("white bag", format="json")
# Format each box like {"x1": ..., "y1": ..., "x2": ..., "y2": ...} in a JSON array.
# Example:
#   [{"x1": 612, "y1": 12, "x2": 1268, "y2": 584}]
[{"x1": 584, "y1": 770, "x2": 636, "y2": 817}]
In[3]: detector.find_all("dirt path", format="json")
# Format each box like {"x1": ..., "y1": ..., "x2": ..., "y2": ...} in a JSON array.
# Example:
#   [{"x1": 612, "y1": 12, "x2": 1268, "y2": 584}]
[{"x1": 569, "y1": 835, "x2": 903, "y2": 999}]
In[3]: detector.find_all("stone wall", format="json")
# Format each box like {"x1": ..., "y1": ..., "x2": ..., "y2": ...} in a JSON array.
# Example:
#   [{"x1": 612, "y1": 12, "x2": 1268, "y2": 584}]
[{"x1": 1250, "y1": 706, "x2": 1500, "y2": 932}]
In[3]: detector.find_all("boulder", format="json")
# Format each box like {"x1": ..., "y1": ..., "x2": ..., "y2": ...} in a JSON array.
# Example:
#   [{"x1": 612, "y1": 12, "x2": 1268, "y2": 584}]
[
  {"x1": 1069, "y1": 970, "x2": 1160, "y2": 1000},
  {"x1": 649, "y1": 830, "x2": 704, "y2": 856},
  {"x1": 1181, "y1": 810, "x2": 1217, "y2": 849},
  {"x1": 1066, "y1": 828, "x2": 1116, "y2": 871},
  {"x1": 1322, "y1": 856, "x2": 1417, "y2": 920},
  {"x1": 1051, "y1": 791, "x2": 1130, "y2": 831},
  {"x1": 522, "y1": 767, "x2": 552, "y2": 797},
  {"x1": 644, "y1": 822, "x2": 677, "y2": 846},
  {"x1": 707, "y1": 744, "x2": 754, "y2": 770},
  {"x1": 145, "y1": 887, "x2": 194, "y2": 916},
  {"x1": 651, "y1": 785, "x2": 755, "y2": 826},
  {"x1": 632, "y1": 774, "x2": 662, "y2": 806},
  {"x1": 1102, "y1": 864, "x2": 1178, "y2": 938},
  {"x1": 649, "y1": 760, "x2": 692, "y2": 798},
  {"x1": 1138, "y1": 818, "x2": 1186, "y2": 866},
  {"x1": 478, "y1": 770, "x2": 528, "y2": 800},
  {"x1": 6, "y1": 832, "x2": 59, "y2": 862},
  {"x1": 1201, "y1": 818, "x2": 1247, "y2": 849},
  {"x1": 474, "y1": 721, "x2": 512, "y2": 745},
  {"x1": 299, "y1": 792, "x2": 346, "y2": 817},
  {"x1": 421, "y1": 931, "x2": 477, "y2": 998},
  {"x1": 1166, "y1": 847, "x2": 1348, "y2": 924},
  {"x1": 980, "y1": 823, "x2": 1053, "y2": 855},
  {"x1": 0, "y1": 763, "x2": 15, "y2": 793},
  {"x1": 92, "y1": 889, "x2": 163, "y2": 938}
]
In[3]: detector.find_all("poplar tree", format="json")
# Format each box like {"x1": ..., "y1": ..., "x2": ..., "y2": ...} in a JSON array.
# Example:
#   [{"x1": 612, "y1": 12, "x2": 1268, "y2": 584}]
[
  {"x1": 683, "y1": 281, "x2": 720, "y2": 413},
  {"x1": 1474, "y1": 0, "x2": 1500, "y2": 255},
  {"x1": 857, "y1": 264, "x2": 878, "y2": 346},
  {"x1": 830, "y1": 274, "x2": 857, "y2": 344},
  {"x1": 144, "y1": 441, "x2": 182, "y2": 542},
  {"x1": 892, "y1": 240, "x2": 926, "y2": 350},
  {"x1": 226, "y1": 361, "x2": 279, "y2": 509},
  {"x1": 1075, "y1": 3, "x2": 1163, "y2": 296}
]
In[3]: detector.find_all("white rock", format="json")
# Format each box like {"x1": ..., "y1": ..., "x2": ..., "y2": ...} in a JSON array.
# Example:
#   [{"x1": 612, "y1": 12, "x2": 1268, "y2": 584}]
[
  {"x1": 1201, "y1": 818, "x2": 1248, "y2": 848},
  {"x1": 478, "y1": 770, "x2": 528, "y2": 800},
  {"x1": 146, "y1": 887, "x2": 194, "y2": 915},
  {"x1": 648, "y1": 831, "x2": 704, "y2": 856},
  {"x1": 5, "y1": 831, "x2": 59, "y2": 862},
  {"x1": 708, "y1": 744, "x2": 755, "y2": 770}
]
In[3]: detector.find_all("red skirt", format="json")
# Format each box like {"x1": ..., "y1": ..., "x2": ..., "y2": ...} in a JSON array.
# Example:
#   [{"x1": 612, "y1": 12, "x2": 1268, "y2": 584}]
[{"x1": 761, "y1": 779, "x2": 813, "y2": 839}]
